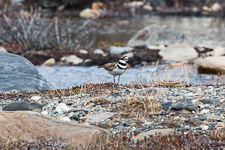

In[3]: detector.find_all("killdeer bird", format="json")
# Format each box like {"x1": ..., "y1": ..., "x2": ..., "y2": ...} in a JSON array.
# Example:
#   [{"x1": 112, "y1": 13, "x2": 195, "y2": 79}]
[{"x1": 98, "y1": 56, "x2": 128, "y2": 84}]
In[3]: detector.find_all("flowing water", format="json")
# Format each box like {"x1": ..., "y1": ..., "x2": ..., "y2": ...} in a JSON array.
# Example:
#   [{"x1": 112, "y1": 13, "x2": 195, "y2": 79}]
[{"x1": 37, "y1": 16, "x2": 225, "y2": 88}]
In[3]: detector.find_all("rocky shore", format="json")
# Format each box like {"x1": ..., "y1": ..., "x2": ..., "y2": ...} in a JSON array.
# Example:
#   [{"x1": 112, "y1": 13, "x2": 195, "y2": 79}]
[{"x1": 1, "y1": 83, "x2": 225, "y2": 148}]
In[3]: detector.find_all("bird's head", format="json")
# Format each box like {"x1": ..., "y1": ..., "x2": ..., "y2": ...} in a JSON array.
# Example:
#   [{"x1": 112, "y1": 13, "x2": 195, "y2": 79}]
[{"x1": 120, "y1": 56, "x2": 129, "y2": 62}]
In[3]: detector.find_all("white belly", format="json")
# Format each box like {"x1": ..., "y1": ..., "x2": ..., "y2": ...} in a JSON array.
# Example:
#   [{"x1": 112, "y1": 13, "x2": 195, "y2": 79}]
[{"x1": 108, "y1": 67, "x2": 126, "y2": 76}]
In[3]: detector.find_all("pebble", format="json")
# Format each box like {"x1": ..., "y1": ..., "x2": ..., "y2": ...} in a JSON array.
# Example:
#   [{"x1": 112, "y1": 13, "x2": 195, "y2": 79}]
[{"x1": 55, "y1": 103, "x2": 70, "y2": 114}]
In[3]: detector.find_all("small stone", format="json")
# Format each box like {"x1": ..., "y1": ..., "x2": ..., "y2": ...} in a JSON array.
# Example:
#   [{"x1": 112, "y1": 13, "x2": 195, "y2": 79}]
[
  {"x1": 89, "y1": 121, "x2": 96, "y2": 125},
  {"x1": 55, "y1": 103, "x2": 70, "y2": 114},
  {"x1": 202, "y1": 98, "x2": 221, "y2": 105},
  {"x1": 199, "y1": 109, "x2": 210, "y2": 114},
  {"x1": 70, "y1": 115, "x2": 79, "y2": 120},
  {"x1": 184, "y1": 125, "x2": 190, "y2": 129},
  {"x1": 0, "y1": 46, "x2": 7, "y2": 52},
  {"x1": 79, "y1": 49, "x2": 88, "y2": 54},
  {"x1": 65, "y1": 55, "x2": 83, "y2": 65},
  {"x1": 42, "y1": 58, "x2": 55, "y2": 66},
  {"x1": 131, "y1": 127, "x2": 136, "y2": 132},
  {"x1": 41, "y1": 110, "x2": 49, "y2": 115},
  {"x1": 94, "y1": 49, "x2": 105, "y2": 56},
  {"x1": 200, "y1": 124, "x2": 209, "y2": 130},
  {"x1": 30, "y1": 96, "x2": 42, "y2": 101},
  {"x1": 186, "y1": 92, "x2": 194, "y2": 97},
  {"x1": 113, "y1": 122, "x2": 120, "y2": 126},
  {"x1": 60, "y1": 117, "x2": 71, "y2": 122}
]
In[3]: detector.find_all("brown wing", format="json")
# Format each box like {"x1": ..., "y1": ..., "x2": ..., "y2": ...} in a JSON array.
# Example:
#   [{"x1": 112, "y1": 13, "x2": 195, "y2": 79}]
[{"x1": 101, "y1": 62, "x2": 116, "y2": 71}]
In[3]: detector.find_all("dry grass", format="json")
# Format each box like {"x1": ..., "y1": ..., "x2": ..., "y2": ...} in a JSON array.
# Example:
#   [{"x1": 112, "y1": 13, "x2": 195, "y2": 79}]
[
  {"x1": 122, "y1": 91, "x2": 162, "y2": 118},
  {"x1": 148, "y1": 61, "x2": 189, "y2": 87},
  {"x1": 0, "y1": 7, "x2": 100, "y2": 52}
]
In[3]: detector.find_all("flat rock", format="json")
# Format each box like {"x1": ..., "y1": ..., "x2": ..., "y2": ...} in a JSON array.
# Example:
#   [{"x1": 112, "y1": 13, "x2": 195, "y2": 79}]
[
  {"x1": 169, "y1": 98, "x2": 197, "y2": 111},
  {"x1": 198, "y1": 56, "x2": 225, "y2": 74},
  {"x1": 213, "y1": 46, "x2": 225, "y2": 56},
  {"x1": 133, "y1": 128, "x2": 174, "y2": 142},
  {"x1": 42, "y1": 58, "x2": 55, "y2": 66},
  {"x1": 202, "y1": 98, "x2": 221, "y2": 105},
  {"x1": 0, "y1": 52, "x2": 52, "y2": 92},
  {"x1": 159, "y1": 43, "x2": 198, "y2": 61},
  {"x1": 84, "y1": 112, "x2": 117, "y2": 123},
  {"x1": 0, "y1": 111, "x2": 109, "y2": 147},
  {"x1": 127, "y1": 24, "x2": 194, "y2": 47},
  {"x1": 3, "y1": 101, "x2": 44, "y2": 111},
  {"x1": 64, "y1": 55, "x2": 83, "y2": 65}
]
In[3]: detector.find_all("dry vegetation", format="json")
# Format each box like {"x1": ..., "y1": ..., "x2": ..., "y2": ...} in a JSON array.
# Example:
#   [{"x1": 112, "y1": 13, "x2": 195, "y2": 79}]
[
  {"x1": 0, "y1": 7, "x2": 100, "y2": 53},
  {"x1": 149, "y1": 61, "x2": 189, "y2": 87}
]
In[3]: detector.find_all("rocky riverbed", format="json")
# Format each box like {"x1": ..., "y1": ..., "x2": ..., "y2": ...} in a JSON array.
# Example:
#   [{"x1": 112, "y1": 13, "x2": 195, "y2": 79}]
[{"x1": 1, "y1": 83, "x2": 225, "y2": 148}]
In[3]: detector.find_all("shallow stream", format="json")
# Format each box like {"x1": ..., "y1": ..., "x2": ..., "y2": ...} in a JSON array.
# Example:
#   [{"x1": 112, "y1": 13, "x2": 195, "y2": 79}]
[{"x1": 37, "y1": 16, "x2": 225, "y2": 88}]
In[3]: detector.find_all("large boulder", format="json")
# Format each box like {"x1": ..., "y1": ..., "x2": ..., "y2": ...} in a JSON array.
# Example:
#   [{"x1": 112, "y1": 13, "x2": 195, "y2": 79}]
[
  {"x1": 158, "y1": 43, "x2": 198, "y2": 61},
  {"x1": 127, "y1": 24, "x2": 194, "y2": 47},
  {"x1": 197, "y1": 56, "x2": 225, "y2": 74},
  {"x1": 0, "y1": 52, "x2": 52, "y2": 92},
  {"x1": 0, "y1": 111, "x2": 109, "y2": 147}
]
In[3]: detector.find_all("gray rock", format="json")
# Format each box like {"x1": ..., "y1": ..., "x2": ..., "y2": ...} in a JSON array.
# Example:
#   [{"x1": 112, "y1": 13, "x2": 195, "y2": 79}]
[
  {"x1": 0, "y1": 52, "x2": 52, "y2": 92},
  {"x1": 162, "y1": 102, "x2": 174, "y2": 110},
  {"x1": 3, "y1": 101, "x2": 44, "y2": 111},
  {"x1": 202, "y1": 98, "x2": 221, "y2": 105},
  {"x1": 169, "y1": 98, "x2": 198, "y2": 111},
  {"x1": 159, "y1": 43, "x2": 198, "y2": 61},
  {"x1": 127, "y1": 24, "x2": 194, "y2": 47},
  {"x1": 133, "y1": 128, "x2": 174, "y2": 142}
]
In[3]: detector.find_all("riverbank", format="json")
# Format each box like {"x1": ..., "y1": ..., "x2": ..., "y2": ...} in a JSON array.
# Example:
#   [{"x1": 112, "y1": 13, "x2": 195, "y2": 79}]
[{"x1": 1, "y1": 83, "x2": 225, "y2": 148}]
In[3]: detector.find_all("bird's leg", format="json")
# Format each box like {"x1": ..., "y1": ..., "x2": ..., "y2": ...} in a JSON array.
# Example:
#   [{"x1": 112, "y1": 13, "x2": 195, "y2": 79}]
[
  {"x1": 118, "y1": 75, "x2": 120, "y2": 84},
  {"x1": 114, "y1": 76, "x2": 115, "y2": 83}
]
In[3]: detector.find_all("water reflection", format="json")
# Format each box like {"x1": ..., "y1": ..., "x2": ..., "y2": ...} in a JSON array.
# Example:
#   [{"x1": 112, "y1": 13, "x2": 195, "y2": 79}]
[{"x1": 93, "y1": 16, "x2": 225, "y2": 48}]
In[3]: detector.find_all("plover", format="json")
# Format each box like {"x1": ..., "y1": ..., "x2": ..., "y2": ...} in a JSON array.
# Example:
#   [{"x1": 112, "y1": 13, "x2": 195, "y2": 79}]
[{"x1": 98, "y1": 56, "x2": 128, "y2": 83}]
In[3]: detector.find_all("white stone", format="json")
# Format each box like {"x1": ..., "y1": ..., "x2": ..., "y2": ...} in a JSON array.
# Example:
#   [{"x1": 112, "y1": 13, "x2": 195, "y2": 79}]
[
  {"x1": 200, "y1": 109, "x2": 210, "y2": 114},
  {"x1": 202, "y1": 5, "x2": 209, "y2": 11},
  {"x1": 200, "y1": 124, "x2": 209, "y2": 130},
  {"x1": 213, "y1": 46, "x2": 225, "y2": 56},
  {"x1": 55, "y1": 103, "x2": 70, "y2": 114},
  {"x1": 41, "y1": 110, "x2": 49, "y2": 115},
  {"x1": 94, "y1": 49, "x2": 105, "y2": 56},
  {"x1": 143, "y1": 2, "x2": 153, "y2": 11},
  {"x1": 159, "y1": 43, "x2": 198, "y2": 61},
  {"x1": 131, "y1": 127, "x2": 136, "y2": 132},
  {"x1": 30, "y1": 96, "x2": 41, "y2": 101},
  {"x1": 0, "y1": 46, "x2": 7, "y2": 52},
  {"x1": 65, "y1": 55, "x2": 83, "y2": 65},
  {"x1": 173, "y1": 116, "x2": 180, "y2": 120},
  {"x1": 42, "y1": 58, "x2": 55, "y2": 66},
  {"x1": 79, "y1": 49, "x2": 88, "y2": 54},
  {"x1": 211, "y1": 3, "x2": 222, "y2": 12},
  {"x1": 60, "y1": 117, "x2": 71, "y2": 122},
  {"x1": 184, "y1": 125, "x2": 190, "y2": 129},
  {"x1": 186, "y1": 92, "x2": 194, "y2": 97},
  {"x1": 79, "y1": 8, "x2": 96, "y2": 18},
  {"x1": 108, "y1": 46, "x2": 132, "y2": 55}
]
